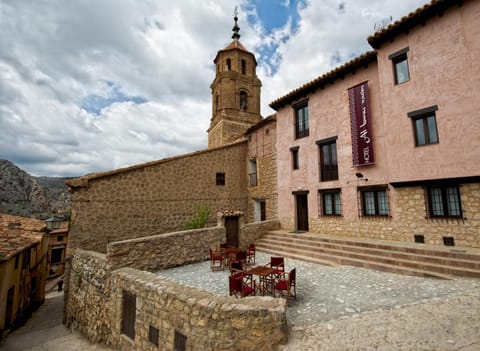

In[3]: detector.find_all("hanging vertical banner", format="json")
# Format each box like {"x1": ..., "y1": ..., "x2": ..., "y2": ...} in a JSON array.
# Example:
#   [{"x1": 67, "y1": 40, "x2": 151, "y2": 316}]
[{"x1": 348, "y1": 81, "x2": 374, "y2": 167}]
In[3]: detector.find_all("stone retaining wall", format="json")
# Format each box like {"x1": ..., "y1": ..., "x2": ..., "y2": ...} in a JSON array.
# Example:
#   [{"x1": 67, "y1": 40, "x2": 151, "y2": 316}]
[
  {"x1": 240, "y1": 220, "x2": 281, "y2": 248},
  {"x1": 106, "y1": 227, "x2": 226, "y2": 271},
  {"x1": 66, "y1": 250, "x2": 287, "y2": 351}
]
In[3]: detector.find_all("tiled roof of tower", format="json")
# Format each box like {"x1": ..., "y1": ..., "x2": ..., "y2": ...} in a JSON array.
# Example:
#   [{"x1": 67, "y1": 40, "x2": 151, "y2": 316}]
[
  {"x1": 214, "y1": 40, "x2": 257, "y2": 64},
  {"x1": 367, "y1": 0, "x2": 465, "y2": 49},
  {"x1": 269, "y1": 51, "x2": 377, "y2": 110}
]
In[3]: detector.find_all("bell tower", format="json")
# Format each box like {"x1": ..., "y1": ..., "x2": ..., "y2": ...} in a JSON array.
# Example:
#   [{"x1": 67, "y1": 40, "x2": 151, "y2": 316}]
[{"x1": 208, "y1": 12, "x2": 262, "y2": 148}]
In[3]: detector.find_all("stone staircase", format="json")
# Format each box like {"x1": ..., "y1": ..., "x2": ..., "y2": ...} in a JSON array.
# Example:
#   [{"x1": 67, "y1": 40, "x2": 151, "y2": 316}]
[{"x1": 255, "y1": 231, "x2": 480, "y2": 279}]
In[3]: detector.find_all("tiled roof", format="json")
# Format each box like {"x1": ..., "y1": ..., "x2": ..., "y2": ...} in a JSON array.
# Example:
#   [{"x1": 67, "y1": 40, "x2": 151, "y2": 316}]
[
  {"x1": 245, "y1": 114, "x2": 277, "y2": 135},
  {"x1": 214, "y1": 39, "x2": 257, "y2": 64},
  {"x1": 269, "y1": 51, "x2": 377, "y2": 110},
  {"x1": 0, "y1": 213, "x2": 45, "y2": 261},
  {"x1": 367, "y1": 0, "x2": 464, "y2": 49}
]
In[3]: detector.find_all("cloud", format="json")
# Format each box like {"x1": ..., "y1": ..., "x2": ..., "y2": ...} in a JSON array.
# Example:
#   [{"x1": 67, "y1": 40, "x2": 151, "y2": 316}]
[{"x1": 0, "y1": 0, "x2": 427, "y2": 177}]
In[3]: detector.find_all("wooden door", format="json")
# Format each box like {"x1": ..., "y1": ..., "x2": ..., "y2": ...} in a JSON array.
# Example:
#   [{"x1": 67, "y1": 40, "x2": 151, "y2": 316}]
[
  {"x1": 296, "y1": 194, "x2": 309, "y2": 232},
  {"x1": 225, "y1": 216, "x2": 239, "y2": 247}
]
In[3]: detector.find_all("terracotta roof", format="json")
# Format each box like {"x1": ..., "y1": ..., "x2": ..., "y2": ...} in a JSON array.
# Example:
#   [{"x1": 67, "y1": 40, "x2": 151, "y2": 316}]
[
  {"x1": 0, "y1": 213, "x2": 45, "y2": 261},
  {"x1": 66, "y1": 138, "x2": 248, "y2": 188},
  {"x1": 269, "y1": 51, "x2": 377, "y2": 110},
  {"x1": 245, "y1": 114, "x2": 277, "y2": 135},
  {"x1": 367, "y1": 0, "x2": 464, "y2": 49},
  {"x1": 214, "y1": 39, "x2": 257, "y2": 65}
]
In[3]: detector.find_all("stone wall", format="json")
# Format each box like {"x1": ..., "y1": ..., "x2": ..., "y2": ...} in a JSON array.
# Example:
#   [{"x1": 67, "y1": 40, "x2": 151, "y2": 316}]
[
  {"x1": 111, "y1": 268, "x2": 287, "y2": 351},
  {"x1": 240, "y1": 220, "x2": 281, "y2": 248},
  {"x1": 106, "y1": 227, "x2": 226, "y2": 271},
  {"x1": 247, "y1": 116, "x2": 278, "y2": 223},
  {"x1": 67, "y1": 141, "x2": 248, "y2": 253},
  {"x1": 66, "y1": 250, "x2": 287, "y2": 351},
  {"x1": 282, "y1": 183, "x2": 480, "y2": 248}
]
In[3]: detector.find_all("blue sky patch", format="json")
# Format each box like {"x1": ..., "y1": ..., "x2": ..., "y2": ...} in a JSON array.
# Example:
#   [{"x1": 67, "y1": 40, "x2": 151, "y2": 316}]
[
  {"x1": 81, "y1": 82, "x2": 147, "y2": 115},
  {"x1": 245, "y1": 0, "x2": 307, "y2": 76}
]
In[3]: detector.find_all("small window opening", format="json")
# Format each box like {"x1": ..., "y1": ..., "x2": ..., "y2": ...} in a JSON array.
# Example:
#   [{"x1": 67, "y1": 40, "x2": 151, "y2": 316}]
[
  {"x1": 149, "y1": 325, "x2": 159, "y2": 347},
  {"x1": 216, "y1": 172, "x2": 225, "y2": 186},
  {"x1": 414, "y1": 234, "x2": 425, "y2": 244},
  {"x1": 174, "y1": 330, "x2": 187, "y2": 351},
  {"x1": 226, "y1": 58, "x2": 231, "y2": 71},
  {"x1": 443, "y1": 236, "x2": 455, "y2": 246},
  {"x1": 241, "y1": 59, "x2": 246, "y2": 74}
]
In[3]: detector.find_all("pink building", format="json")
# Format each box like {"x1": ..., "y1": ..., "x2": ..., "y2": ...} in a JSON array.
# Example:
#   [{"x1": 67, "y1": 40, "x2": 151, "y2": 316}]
[{"x1": 270, "y1": 0, "x2": 480, "y2": 248}]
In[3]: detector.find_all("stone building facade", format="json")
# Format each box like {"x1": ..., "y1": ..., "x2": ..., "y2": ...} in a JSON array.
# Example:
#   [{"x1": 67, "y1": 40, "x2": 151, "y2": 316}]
[{"x1": 271, "y1": 0, "x2": 480, "y2": 248}]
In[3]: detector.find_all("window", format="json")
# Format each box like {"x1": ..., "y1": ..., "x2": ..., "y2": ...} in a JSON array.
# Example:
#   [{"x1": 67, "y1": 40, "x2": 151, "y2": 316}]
[
  {"x1": 121, "y1": 290, "x2": 136, "y2": 340},
  {"x1": 216, "y1": 172, "x2": 225, "y2": 186},
  {"x1": 290, "y1": 146, "x2": 299, "y2": 170},
  {"x1": 241, "y1": 59, "x2": 246, "y2": 74},
  {"x1": 226, "y1": 58, "x2": 231, "y2": 71},
  {"x1": 408, "y1": 105, "x2": 439, "y2": 146},
  {"x1": 254, "y1": 199, "x2": 266, "y2": 221},
  {"x1": 215, "y1": 94, "x2": 219, "y2": 111},
  {"x1": 149, "y1": 325, "x2": 159, "y2": 347},
  {"x1": 317, "y1": 137, "x2": 338, "y2": 181},
  {"x1": 249, "y1": 159, "x2": 257, "y2": 187},
  {"x1": 57, "y1": 235, "x2": 64, "y2": 241},
  {"x1": 427, "y1": 185, "x2": 462, "y2": 218},
  {"x1": 240, "y1": 91, "x2": 248, "y2": 110},
  {"x1": 51, "y1": 248, "x2": 63, "y2": 264},
  {"x1": 389, "y1": 47, "x2": 410, "y2": 84},
  {"x1": 174, "y1": 331, "x2": 187, "y2": 351},
  {"x1": 294, "y1": 101, "x2": 309, "y2": 139},
  {"x1": 319, "y1": 189, "x2": 342, "y2": 216},
  {"x1": 360, "y1": 187, "x2": 389, "y2": 216}
]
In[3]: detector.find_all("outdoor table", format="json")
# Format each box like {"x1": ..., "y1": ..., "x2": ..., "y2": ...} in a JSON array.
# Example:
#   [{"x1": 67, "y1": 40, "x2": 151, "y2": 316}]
[{"x1": 246, "y1": 266, "x2": 275, "y2": 296}]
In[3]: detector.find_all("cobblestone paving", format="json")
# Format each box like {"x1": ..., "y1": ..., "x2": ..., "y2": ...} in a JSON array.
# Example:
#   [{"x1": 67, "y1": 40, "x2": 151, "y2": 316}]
[{"x1": 157, "y1": 251, "x2": 480, "y2": 328}]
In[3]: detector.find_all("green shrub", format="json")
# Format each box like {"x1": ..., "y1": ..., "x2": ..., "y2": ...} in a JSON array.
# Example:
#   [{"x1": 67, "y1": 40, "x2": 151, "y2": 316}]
[{"x1": 184, "y1": 204, "x2": 211, "y2": 229}]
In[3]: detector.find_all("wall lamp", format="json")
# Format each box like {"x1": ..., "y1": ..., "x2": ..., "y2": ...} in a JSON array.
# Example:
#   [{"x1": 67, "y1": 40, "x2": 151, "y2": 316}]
[{"x1": 355, "y1": 172, "x2": 368, "y2": 182}]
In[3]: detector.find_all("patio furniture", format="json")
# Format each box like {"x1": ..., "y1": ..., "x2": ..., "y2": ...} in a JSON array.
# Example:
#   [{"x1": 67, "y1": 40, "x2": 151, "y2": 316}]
[
  {"x1": 273, "y1": 268, "x2": 296, "y2": 306},
  {"x1": 228, "y1": 259, "x2": 244, "y2": 274},
  {"x1": 265, "y1": 256, "x2": 285, "y2": 277},
  {"x1": 246, "y1": 265, "x2": 276, "y2": 296},
  {"x1": 229, "y1": 272, "x2": 255, "y2": 297},
  {"x1": 209, "y1": 248, "x2": 224, "y2": 271},
  {"x1": 246, "y1": 243, "x2": 256, "y2": 265}
]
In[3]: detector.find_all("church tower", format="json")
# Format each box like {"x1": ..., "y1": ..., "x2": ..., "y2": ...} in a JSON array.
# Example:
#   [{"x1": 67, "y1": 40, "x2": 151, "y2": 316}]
[{"x1": 208, "y1": 13, "x2": 262, "y2": 148}]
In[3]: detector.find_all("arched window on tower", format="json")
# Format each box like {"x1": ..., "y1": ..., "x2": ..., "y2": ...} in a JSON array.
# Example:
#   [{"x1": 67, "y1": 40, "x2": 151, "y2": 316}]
[
  {"x1": 240, "y1": 91, "x2": 248, "y2": 110},
  {"x1": 241, "y1": 59, "x2": 246, "y2": 75},
  {"x1": 215, "y1": 94, "x2": 219, "y2": 110},
  {"x1": 226, "y1": 58, "x2": 231, "y2": 71}
]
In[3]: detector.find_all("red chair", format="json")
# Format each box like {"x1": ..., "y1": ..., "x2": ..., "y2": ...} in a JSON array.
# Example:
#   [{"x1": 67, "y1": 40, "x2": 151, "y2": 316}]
[
  {"x1": 209, "y1": 248, "x2": 224, "y2": 271},
  {"x1": 265, "y1": 256, "x2": 285, "y2": 277},
  {"x1": 229, "y1": 272, "x2": 255, "y2": 298},
  {"x1": 273, "y1": 268, "x2": 296, "y2": 306},
  {"x1": 246, "y1": 243, "x2": 256, "y2": 265}
]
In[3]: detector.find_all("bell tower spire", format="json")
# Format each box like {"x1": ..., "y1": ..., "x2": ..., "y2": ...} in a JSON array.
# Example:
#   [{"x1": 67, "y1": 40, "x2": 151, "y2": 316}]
[
  {"x1": 232, "y1": 6, "x2": 241, "y2": 40},
  {"x1": 208, "y1": 9, "x2": 262, "y2": 149}
]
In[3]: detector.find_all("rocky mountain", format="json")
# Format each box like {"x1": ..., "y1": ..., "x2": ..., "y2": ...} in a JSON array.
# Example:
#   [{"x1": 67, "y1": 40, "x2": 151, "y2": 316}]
[{"x1": 0, "y1": 160, "x2": 72, "y2": 219}]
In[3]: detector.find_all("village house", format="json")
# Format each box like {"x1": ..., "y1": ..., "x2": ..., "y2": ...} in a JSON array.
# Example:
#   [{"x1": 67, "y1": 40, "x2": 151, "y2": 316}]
[
  {"x1": 62, "y1": 1, "x2": 480, "y2": 350},
  {"x1": 0, "y1": 214, "x2": 48, "y2": 340}
]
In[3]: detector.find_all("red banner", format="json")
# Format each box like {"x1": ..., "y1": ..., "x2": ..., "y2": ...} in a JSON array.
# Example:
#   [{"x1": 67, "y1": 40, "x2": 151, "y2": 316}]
[{"x1": 348, "y1": 81, "x2": 374, "y2": 167}]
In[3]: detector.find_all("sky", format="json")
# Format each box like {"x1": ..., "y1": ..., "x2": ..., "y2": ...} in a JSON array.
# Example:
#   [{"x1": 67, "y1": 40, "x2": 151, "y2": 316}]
[{"x1": 0, "y1": 0, "x2": 427, "y2": 177}]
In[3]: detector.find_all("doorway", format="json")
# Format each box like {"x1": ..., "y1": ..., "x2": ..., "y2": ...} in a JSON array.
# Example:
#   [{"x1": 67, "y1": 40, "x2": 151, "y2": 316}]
[
  {"x1": 225, "y1": 216, "x2": 239, "y2": 247},
  {"x1": 295, "y1": 192, "x2": 309, "y2": 232}
]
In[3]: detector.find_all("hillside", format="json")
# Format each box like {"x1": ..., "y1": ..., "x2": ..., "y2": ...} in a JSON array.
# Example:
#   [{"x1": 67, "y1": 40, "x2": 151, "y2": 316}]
[{"x1": 0, "y1": 160, "x2": 72, "y2": 219}]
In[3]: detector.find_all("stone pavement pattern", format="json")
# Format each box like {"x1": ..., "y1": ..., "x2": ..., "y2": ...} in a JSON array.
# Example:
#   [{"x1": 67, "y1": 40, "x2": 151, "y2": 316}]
[
  {"x1": 0, "y1": 291, "x2": 114, "y2": 351},
  {"x1": 158, "y1": 251, "x2": 480, "y2": 350}
]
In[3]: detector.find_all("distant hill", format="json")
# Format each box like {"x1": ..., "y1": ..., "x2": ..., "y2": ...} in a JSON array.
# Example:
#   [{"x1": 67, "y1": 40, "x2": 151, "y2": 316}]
[{"x1": 0, "y1": 160, "x2": 72, "y2": 219}]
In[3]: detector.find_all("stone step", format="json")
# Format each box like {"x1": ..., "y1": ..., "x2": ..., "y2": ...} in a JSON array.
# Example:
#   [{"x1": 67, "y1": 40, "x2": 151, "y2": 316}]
[
  {"x1": 258, "y1": 235, "x2": 480, "y2": 271},
  {"x1": 255, "y1": 231, "x2": 480, "y2": 279}
]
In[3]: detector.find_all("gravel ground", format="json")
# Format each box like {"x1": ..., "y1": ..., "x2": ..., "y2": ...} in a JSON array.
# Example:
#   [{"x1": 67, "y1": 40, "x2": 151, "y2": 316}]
[{"x1": 158, "y1": 251, "x2": 480, "y2": 350}]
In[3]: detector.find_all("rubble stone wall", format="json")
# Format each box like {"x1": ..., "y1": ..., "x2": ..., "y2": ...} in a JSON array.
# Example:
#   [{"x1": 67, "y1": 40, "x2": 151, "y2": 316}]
[{"x1": 66, "y1": 250, "x2": 288, "y2": 351}]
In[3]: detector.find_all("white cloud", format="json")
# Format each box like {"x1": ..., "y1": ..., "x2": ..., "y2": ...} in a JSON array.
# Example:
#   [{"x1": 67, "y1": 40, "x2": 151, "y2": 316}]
[{"x1": 0, "y1": 0, "x2": 427, "y2": 177}]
